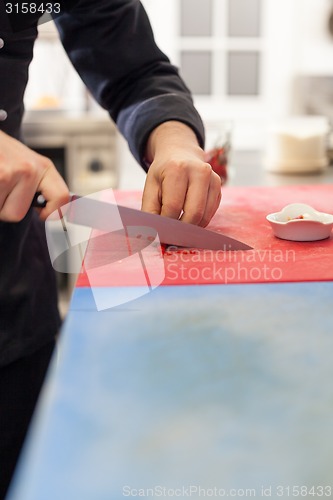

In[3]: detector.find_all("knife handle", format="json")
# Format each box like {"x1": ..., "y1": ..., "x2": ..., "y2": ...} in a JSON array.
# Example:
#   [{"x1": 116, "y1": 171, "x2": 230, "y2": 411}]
[{"x1": 31, "y1": 192, "x2": 47, "y2": 208}]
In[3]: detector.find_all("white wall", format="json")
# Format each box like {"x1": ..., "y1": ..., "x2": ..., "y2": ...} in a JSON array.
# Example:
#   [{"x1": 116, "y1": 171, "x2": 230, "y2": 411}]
[{"x1": 292, "y1": 0, "x2": 333, "y2": 75}]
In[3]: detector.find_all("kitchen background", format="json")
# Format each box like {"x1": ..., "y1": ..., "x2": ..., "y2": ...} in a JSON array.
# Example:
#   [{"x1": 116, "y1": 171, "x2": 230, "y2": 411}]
[
  {"x1": 23, "y1": 0, "x2": 333, "y2": 184},
  {"x1": 22, "y1": 0, "x2": 333, "y2": 308}
]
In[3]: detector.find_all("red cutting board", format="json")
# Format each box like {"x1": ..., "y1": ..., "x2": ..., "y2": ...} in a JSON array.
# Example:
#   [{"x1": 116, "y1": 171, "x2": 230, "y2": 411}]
[{"x1": 76, "y1": 185, "x2": 333, "y2": 287}]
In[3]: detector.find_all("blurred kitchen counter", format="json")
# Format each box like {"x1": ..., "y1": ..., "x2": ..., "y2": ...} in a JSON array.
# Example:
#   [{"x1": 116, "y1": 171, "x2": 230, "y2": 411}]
[
  {"x1": 229, "y1": 150, "x2": 333, "y2": 186},
  {"x1": 22, "y1": 110, "x2": 119, "y2": 194},
  {"x1": 21, "y1": 112, "x2": 333, "y2": 191},
  {"x1": 22, "y1": 109, "x2": 115, "y2": 134}
]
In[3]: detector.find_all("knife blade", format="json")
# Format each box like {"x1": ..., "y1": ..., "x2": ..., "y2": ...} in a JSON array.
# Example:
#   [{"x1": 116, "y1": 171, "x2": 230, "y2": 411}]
[{"x1": 32, "y1": 192, "x2": 252, "y2": 251}]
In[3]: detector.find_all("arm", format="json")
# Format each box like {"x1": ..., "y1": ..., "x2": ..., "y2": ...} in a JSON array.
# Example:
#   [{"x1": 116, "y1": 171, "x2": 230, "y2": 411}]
[{"x1": 55, "y1": 0, "x2": 221, "y2": 225}]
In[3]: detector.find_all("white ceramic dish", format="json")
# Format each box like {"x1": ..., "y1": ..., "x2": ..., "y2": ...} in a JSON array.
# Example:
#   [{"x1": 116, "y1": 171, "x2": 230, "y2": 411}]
[{"x1": 266, "y1": 203, "x2": 333, "y2": 241}]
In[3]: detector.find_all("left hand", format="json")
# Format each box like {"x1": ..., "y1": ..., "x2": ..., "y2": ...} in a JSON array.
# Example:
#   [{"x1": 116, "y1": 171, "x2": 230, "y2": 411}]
[{"x1": 141, "y1": 121, "x2": 222, "y2": 227}]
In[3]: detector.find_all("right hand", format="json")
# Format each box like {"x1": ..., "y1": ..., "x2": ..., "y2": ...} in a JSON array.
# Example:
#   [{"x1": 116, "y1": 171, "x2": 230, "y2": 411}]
[{"x1": 0, "y1": 131, "x2": 69, "y2": 222}]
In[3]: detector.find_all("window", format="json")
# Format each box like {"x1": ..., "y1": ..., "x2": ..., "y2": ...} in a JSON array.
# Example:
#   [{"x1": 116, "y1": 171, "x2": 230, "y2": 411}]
[
  {"x1": 180, "y1": 51, "x2": 212, "y2": 95},
  {"x1": 228, "y1": 0, "x2": 261, "y2": 37},
  {"x1": 178, "y1": 0, "x2": 262, "y2": 98},
  {"x1": 227, "y1": 51, "x2": 260, "y2": 96},
  {"x1": 180, "y1": 0, "x2": 213, "y2": 37}
]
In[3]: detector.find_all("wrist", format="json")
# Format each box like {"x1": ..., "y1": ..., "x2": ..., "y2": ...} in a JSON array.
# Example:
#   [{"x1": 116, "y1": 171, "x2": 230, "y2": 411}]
[{"x1": 145, "y1": 121, "x2": 203, "y2": 163}]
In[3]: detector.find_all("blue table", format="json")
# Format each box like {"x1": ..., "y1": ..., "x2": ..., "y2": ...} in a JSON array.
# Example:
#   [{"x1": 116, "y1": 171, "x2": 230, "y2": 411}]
[{"x1": 7, "y1": 282, "x2": 333, "y2": 500}]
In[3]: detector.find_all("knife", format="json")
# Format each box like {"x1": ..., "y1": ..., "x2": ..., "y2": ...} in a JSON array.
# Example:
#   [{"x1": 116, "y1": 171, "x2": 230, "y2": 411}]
[{"x1": 32, "y1": 192, "x2": 252, "y2": 251}]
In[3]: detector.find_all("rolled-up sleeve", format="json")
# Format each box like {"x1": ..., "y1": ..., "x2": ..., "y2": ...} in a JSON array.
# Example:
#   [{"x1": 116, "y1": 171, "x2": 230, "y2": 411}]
[{"x1": 55, "y1": 0, "x2": 205, "y2": 167}]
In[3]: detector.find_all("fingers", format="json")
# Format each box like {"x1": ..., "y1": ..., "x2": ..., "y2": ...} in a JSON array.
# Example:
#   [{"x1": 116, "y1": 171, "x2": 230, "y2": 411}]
[
  {"x1": 167, "y1": 163, "x2": 222, "y2": 227},
  {"x1": 141, "y1": 175, "x2": 161, "y2": 215},
  {"x1": 0, "y1": 160, "x2": 40, "y2": 221},
  {"x1": 180, "y1": 163, "x2": 213, "y2": 225},
  {"x1": 1, "y1": 183, "x2": 37, "y2": 222},
  {"x1": 36, "y1": 159, "x2": 70, "y2": 220},
  {"x1": 198, "y1": 171, "x2": 222, "y2": 227},
  {"x1": 160, "y1": 166, "x2": 188, "y2": 219},
  {"x1": 142, "y1": 162, "x2": 189, "y2": 220},
  {"x1": 0, "y1": 132, "x2": 69, "y2": 222},
  {"x1": 142, "y1": 160, "x2": 222, "y2": 227}
]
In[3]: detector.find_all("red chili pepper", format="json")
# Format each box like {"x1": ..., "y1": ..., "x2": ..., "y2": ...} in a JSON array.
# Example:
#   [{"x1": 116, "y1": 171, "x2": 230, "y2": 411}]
[{"x1": 205, "y1": 146, "x2": 228, "y2": 184}]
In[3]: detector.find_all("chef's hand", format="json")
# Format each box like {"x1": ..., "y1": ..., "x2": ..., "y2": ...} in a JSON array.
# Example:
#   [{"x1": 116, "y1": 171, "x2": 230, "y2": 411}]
[
  {"x1": 0, "y1": 131, "x2": 69, "y2": 222},
  {"x1": 142, "y1": 121, "x2": 221, "y2": 227}
]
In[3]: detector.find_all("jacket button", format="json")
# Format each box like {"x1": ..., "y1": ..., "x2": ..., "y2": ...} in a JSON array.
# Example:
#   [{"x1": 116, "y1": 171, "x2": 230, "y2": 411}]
[
  {"x1": 0, "y1": 38, "x2": 4, "y2": 49},
  {"x1": 0, "y1": 110, "x2": 8, "y2": 121}
]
